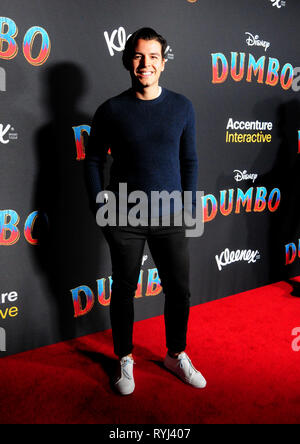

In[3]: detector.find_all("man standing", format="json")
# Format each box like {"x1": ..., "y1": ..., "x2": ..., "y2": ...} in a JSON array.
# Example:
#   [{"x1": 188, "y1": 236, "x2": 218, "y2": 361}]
[{"x1": 85, "y1": 27, "x2": 206, "y2": 395}]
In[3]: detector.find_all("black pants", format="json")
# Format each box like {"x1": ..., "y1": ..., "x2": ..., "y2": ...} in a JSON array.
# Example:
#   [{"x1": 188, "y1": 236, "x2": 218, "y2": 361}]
[{"x1": 102, "y1": 217, "x2": 191, "y2": 358}]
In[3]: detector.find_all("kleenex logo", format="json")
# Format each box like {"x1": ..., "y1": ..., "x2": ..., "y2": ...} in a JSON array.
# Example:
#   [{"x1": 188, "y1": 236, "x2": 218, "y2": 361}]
[
  {"x1": 0, "y1": 124, "x2": 18, "y2": 144},
  {"x1": 270, "y1": 0, "x2": 286, "y2": 9},
  {"x1": 215, "y1": 248, "x2": 260, "y2": 271},
  {"x1": 104, "y1": 26, "x2": 174, "y2": 62}
]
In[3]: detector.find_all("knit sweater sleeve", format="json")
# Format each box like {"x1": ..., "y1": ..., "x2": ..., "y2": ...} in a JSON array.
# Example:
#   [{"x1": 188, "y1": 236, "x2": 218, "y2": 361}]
[
  {"x1": 180, "y1": 101, "x2": 198, "y2": 216},
  {"x1": 84, "y1": 103, "x2": 110, "y2": 215}
]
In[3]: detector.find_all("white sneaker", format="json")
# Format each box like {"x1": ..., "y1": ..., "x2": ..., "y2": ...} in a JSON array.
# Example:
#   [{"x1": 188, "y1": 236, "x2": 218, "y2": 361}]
[
  {"x1": 114, "y1": 356, "x2": 135, "y2": 395},
  {"x1": 164, "y1": 352, "x2": 207, "y2": 388}
]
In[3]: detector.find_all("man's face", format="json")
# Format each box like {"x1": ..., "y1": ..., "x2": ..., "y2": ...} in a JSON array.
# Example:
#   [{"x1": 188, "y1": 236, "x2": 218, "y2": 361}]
[{"x1": 130, "y1": 39, "x2": 165, "y2": 89}]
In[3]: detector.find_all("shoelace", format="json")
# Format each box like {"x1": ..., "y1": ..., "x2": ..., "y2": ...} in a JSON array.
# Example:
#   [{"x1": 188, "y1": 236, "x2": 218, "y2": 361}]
[
  {"x1": 178, "y1": 354, "x2": 197, "y2": 377},
  {"x1": 120, "y1": 358, "x2": 135, "y2": 380}
]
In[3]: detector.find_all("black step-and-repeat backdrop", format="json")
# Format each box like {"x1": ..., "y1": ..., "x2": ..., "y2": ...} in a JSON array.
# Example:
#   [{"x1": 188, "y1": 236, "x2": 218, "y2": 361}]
[{"x1": 0, "y1": 0, "x2": 299, "y2": 356}]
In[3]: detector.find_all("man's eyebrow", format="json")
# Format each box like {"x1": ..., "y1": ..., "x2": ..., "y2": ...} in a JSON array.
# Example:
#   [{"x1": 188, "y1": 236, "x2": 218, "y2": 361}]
[{"x1": 134, "y1": 51, "x2": 161, "y2": 56}]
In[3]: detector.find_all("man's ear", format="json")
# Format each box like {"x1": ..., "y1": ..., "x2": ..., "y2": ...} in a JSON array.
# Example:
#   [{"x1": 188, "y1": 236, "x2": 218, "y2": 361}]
[{"x1": 161, "y1": 58, "x2": 166, "y2": 71}]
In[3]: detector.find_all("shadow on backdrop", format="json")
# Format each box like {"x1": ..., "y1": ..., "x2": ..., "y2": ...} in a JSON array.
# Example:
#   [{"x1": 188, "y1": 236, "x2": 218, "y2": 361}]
[
  {"x1": 31, "y1": 62, "x2": 110, "y2": 341},
  {"x1": 250, "y1": 98, "x2": 300, "y2": 296}
]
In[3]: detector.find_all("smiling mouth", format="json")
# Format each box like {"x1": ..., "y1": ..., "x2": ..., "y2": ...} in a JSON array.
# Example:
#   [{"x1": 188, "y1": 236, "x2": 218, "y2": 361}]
[{"x1": 138, "y1": 71, "x2": 154, "y2": 77}]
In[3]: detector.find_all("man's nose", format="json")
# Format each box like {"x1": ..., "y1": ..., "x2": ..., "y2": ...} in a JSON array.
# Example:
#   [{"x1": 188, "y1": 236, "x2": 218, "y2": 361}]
[{"x1": 140, "y1": 55, "x2": 151, "y2": 67}]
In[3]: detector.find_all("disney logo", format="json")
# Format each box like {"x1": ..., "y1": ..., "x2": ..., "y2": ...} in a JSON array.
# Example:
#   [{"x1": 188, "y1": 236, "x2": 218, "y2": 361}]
[
  {"x1": 234, "y1": 170, "x2": 258, "y2": 183},
  {"x1": 245, "y1": 33, "x2": 270, "y2": 52}
]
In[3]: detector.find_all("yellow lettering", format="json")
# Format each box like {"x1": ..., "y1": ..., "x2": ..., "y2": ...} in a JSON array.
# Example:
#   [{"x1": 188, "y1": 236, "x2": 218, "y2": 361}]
[{"x1": 9, "y1": 306, "x2": 18, "y2": 317}]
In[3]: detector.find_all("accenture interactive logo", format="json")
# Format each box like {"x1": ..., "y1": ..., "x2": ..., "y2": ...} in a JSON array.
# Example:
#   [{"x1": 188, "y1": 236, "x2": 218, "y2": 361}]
[{"x1": 225, "y1": 118, "x2": 273, "y2": 144}]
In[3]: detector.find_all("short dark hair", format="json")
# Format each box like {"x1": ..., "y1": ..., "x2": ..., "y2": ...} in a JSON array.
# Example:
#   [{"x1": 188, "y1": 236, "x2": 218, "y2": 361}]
[{"x1": 122, "y1": 27, "x2": 167, "y2": 71}]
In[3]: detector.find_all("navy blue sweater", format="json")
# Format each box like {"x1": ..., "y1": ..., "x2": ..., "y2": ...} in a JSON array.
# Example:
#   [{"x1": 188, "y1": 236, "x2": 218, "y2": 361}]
[{"x1": 85, "y1": 87, "x2": 198, "y2": 216}]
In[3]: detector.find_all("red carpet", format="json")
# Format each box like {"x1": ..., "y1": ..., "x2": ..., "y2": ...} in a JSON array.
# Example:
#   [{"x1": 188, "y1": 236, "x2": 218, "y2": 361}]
[{"x1": 1, "y1": 278, "x2": 300, "y2": 424}]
